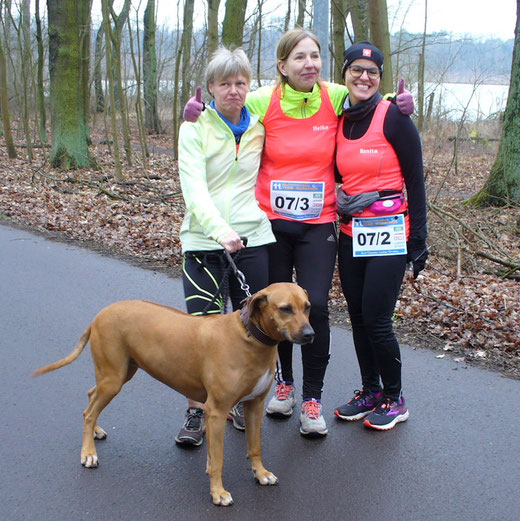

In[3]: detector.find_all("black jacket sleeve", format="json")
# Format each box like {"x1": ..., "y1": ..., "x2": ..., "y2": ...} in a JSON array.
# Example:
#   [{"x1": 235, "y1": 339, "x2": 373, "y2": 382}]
[{"x1": 383, "y1": 103, "x2": 427, "y2": 246}]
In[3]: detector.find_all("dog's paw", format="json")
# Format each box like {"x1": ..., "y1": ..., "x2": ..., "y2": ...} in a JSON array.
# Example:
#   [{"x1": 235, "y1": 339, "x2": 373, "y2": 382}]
[
  {"x1": 81, "y1": 454, "x2": 99, "y2": 468},
  {"x1": 254, "y1": 469, "x2": 278, "y2": 486},
  {"x1": 94, "y1": 426, "x2": 107, "y2": 440},
  {"x1": 211, "y1": 490, "x2": 233, "y2": 507}
]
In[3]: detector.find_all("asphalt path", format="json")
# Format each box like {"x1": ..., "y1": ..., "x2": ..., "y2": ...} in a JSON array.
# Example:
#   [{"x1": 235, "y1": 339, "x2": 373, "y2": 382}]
[{"x1": 1, "y1": 222, "x2": 519, "y2": 521}]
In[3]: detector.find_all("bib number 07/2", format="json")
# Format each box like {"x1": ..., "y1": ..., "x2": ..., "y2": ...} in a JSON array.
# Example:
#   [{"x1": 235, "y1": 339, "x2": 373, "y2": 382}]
[{"x1": 352, "y1": 214, "x2": 407, "y2": 257}]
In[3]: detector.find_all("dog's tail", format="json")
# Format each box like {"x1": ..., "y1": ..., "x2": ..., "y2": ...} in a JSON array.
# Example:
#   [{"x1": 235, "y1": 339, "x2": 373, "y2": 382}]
[{"x1": 32, "y1": 325, "x2": 91, "y2": 377}]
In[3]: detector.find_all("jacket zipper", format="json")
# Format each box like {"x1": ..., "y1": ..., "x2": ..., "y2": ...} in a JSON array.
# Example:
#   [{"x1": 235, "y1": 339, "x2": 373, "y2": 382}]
[{"x1": 302, "y1": 97, "x2": 308, "y2": 118}]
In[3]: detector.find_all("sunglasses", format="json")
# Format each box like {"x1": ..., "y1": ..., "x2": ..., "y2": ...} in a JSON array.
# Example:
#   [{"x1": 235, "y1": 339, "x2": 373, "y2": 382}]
[{"x1": 347, "y1": 65, "x2": 381, "y2": 79}]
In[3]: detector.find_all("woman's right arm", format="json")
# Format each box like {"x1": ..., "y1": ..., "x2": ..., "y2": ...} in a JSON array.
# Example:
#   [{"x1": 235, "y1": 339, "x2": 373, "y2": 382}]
[{"x1": 178, "y1": 122, "x2": 235, "y2": 244}]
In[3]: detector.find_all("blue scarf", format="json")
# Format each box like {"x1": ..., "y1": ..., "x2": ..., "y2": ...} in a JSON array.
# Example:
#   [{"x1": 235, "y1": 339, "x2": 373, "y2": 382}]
[{"x1": 210, "y1": 101, "x2": 250, "y2": 143}]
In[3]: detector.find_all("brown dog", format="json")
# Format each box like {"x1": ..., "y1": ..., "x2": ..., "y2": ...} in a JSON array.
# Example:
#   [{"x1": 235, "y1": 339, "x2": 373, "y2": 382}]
[{"x1": 33, "y1": 282, "x2": 314, "y2": 506}]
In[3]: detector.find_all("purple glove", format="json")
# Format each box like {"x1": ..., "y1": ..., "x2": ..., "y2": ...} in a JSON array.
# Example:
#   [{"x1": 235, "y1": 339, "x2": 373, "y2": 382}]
[
  {"x1": 395, "y1": 78, "x2": 414, "y2": 115},
  {"x1": 183, "y1": 86, "x2": 205, "y2": 122}
]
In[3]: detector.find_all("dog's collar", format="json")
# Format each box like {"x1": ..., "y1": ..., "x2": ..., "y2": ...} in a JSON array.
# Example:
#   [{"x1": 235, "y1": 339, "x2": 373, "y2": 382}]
[{"x1": 240, "y1": 307, "x2": 279, "y2": 346}]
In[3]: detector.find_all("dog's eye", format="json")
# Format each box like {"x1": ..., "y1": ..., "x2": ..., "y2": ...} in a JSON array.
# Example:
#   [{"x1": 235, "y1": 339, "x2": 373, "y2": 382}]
[
  {"x1": 279, "y1": 305, "x2": 293, "y2": 314},
  {"x1": 305, "y1": 303, "x2": 311, "y2": 313}
]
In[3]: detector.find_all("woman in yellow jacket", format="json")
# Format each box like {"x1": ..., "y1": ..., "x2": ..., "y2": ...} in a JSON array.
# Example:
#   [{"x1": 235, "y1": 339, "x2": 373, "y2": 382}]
[{"x1": 175, "y1": 48, "x2": 275, "y2": 446}]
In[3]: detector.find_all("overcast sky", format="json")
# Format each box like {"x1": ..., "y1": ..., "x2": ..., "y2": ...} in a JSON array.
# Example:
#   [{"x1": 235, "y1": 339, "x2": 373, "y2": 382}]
[
  {"x1": 104, "y1": 0, "x2": 517, "y2": 42},
  {"x1": 387, "y1": 0, "x2": 517, "y2": 40}
]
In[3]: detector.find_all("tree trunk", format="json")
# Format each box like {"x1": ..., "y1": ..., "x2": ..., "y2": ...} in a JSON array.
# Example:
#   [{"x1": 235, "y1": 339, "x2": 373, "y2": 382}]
[
  {"x1": 417, "y1": 0, "x2": 428, "y2": 132},
  {"x1": 102, "y1": 0, "x2": 122, "y2": 178},
  {"x1": 313, "y1": 0, "x2": 329, "y2": 79},
  {"x1": 222, "y1": 0, "x2": 247, "y2": 48},
  {"x1": 368, "y1": 0, "x2": 393, "y2": 94},
  {"x1": 468, "y1": 0, "x2": 520, "y2": 207},
  {"x1": 256, "y1": 0, "x2": 263, "y2": 86},
  {"x1": 207, "y1": 0, "x2": 220, "y2": 57},
  {"x1": 110, "y1": 0, "x2": 131, "y2": 111},
  {"x1": 332, "y1": 0, "x2": 347, "y2": 83},
  {"x1": 296, "y1": 0, "x2": 305, "y2": 28},
  {"x1": 143, "y1": 0, "x2": 162, "y2": 134},
  {"x1": 35, "y1": 0, "x2": 47, "y2": 143},
  {"x1": 348, "y1": 0, "x2": 368, "y2": 41},
  {"x1": 108, "y1": 0, "x2": 132, "y2": 164},
  {"x1": 283, "y1": 0, "x2": 291, "y2": 32},
  {"x1": 19, "y1": 0, "x2": 33, "y2": 160},
  {"x1": 180, "y1": 0, "x2": 195, "y2": 111},
  {"x1": 172, "y1": 0, "x2": 183, "y2": 159},
  {"x1": 127, "y1": 16, "x2": 149, "y2": 164},
  {"x1": 0, "y1": 28, "x2": 16, "y2": 158},
  {"x1": 47, "y1": 0, "x2": 92, "y2": 169},
  {"x1": 93, "y1": 23, "x2": 105, "y2": 113}
]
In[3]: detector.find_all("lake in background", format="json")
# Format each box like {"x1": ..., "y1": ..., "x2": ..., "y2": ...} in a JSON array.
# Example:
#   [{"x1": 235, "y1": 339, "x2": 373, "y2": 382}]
[{"x1": 422, "y1": 82, "x2": 509, "y2": 121}]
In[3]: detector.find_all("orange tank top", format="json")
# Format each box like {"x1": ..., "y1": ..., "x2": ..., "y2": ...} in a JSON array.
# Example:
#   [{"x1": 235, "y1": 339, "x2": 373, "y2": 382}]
[
  {"x1": 336, "y1": 100, "x2": 409, "y2": 237},
  {"x1": 255, "y1": 84, "x2": 338, "y2": 223}
]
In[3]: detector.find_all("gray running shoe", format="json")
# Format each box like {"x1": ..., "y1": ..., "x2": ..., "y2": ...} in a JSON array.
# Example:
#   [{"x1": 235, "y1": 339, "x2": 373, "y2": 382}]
[
  {"x1": 175, "y1": 408, "x2": 205, "y2": 446},
  {"x1": 299, "y1": 399, "x2": 328, "y2": 436},
  {"x1": 227, "y1": 402, "x2": 246, "y2": 431},
  {"x1": 266, "y1": 382, "x2": 296, "y2": 417}
]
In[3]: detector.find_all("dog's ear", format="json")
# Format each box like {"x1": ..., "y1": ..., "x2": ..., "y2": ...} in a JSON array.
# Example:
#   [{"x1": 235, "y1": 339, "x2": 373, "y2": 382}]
[{"x1": 244, "y1": 290, "x2": 268, "y2": 319}]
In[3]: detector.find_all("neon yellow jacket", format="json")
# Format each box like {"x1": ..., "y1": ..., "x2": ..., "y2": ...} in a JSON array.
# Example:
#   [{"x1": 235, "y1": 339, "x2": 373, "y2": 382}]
[
  {"x1": 246, "y1": 81, "x2": 349, "y2": 120},
  {"x1": 178, "y1": 107, "x2": 275, "y2": 253},
  {"x1": 245, "y1": 81, "x2": 395, "y2": 120}
]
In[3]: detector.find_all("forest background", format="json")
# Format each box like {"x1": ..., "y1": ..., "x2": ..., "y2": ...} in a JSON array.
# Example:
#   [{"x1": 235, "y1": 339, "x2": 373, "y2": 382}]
[{"x1": 0, "y1": 0, "x2": 519, "y2": 378}]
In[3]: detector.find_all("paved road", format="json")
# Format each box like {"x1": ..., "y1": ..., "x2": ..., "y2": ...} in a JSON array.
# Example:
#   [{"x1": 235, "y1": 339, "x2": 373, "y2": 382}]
[{"x1": 1, "y1": 222, "x2": 519, "y2": 521}]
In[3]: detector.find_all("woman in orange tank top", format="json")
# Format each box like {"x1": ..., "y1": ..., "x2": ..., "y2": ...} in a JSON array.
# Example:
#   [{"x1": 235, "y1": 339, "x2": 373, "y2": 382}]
[{"x1": 333, "y1": 42, "x2": 428, "y2": 431}]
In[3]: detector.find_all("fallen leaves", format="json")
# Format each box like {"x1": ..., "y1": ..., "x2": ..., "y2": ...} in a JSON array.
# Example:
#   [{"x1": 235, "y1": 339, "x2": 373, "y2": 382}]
[{"x1": 0, "y1": 135, "x2": 519, "y2": 377}]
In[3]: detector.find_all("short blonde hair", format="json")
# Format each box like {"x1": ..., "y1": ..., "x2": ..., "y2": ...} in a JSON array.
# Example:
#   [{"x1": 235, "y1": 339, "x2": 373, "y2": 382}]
[
  {"x1": 206, "y1": 47, "x2": 252, "y2": 90},
  {"x1": 276, "y1": 29, "x2": 321, "y2": 86}
]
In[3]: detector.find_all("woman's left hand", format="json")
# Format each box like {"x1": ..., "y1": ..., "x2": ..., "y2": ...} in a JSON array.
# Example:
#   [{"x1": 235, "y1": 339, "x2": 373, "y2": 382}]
[{"x1": 396, "y1": 78, "x2": 414, "y2": 115}]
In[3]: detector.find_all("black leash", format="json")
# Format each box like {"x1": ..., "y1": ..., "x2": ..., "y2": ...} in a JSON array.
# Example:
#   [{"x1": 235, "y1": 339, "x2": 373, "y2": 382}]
[{"x1": 201, "y1": 237, "x2": 251, "y2": 315}]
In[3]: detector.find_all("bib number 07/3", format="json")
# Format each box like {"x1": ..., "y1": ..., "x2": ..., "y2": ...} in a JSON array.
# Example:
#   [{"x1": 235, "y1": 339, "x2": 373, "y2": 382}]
[{"x1": 270, "y1": 180, "x2": 325, "y2": 220}]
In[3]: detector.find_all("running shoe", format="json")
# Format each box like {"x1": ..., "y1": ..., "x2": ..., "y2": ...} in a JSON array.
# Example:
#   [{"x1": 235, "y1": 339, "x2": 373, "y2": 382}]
[
  {"x1": 266, "y1": 381, "x2": 296, "y2": 417},
  {"x1": 299, "y1": 398, "x2": 328, "y2": 436},
  {"x1": 227, "y1": 402, "x2": 246, "y2": 431},
  {"x1": 334, "y1": 389, "x2": 383, "y2": 421},
  {"x1": 175, "y1": 408, "x2": 205, "y2": 446},
  {"x1": 363, "y1": 396, "x2": 409, "y2": 431}
]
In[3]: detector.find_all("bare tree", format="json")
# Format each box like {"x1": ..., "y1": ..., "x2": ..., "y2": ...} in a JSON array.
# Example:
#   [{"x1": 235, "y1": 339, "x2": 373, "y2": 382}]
[
  {"x1": 468, "y1": 0, "x2": 520, "y2": 207},
  {"x1": 222, "y1": 0, "x2": 247, "y2": 48},
  {"x1": 0, "y1": 6, "x2": 16, "y2": 158},
  {"x1": 143, "y1": 0, "x2": 162, "y2": 133},
  {"x1": 348, "y1": 0, "x2": 368, "y2": 41},
  {"x1": 180, "y1": 0, "x2": 194, "y2": 109},
  {"x1": 417, "y1": 0, "x2": 428, "y2": 131},
  {"x1": 296, "y1": 0, "x2": 305, "y2": 28},
  {"x1": 207, "y1": 0, "x2": 220, "y2": 57},
  {"x1": 368, "y1": 0, "x2": 393, "y2": 93},
  {"x1": 47, "y1": 0, "x2": 92, "y2": 168},
  {"x1": 93, "y1": 22, "x2": 105, "y2": 113},
  {"x1": 332, "y1": 0, "x2": 348, "y2": 83},
  {"x1": 35, "y1": 0, "x2": 47, "y2": 143},
  {"x1": 101, "y1": 0, "x2": 122, "y2": 178}
]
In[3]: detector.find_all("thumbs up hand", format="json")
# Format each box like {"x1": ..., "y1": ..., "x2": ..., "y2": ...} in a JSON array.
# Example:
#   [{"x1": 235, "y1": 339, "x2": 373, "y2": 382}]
[
  {"x1": 183, "y1": 86, "x2": 205, "y2": 122},
  {"x1": 395, "y1": 78, "x2": 414, "y2": 115}
]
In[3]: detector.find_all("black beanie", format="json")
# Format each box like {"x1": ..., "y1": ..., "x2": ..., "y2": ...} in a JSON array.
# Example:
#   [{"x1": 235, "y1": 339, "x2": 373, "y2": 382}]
[{"x1": 341, "y1": 41, "x2": 384, "y2": 78}]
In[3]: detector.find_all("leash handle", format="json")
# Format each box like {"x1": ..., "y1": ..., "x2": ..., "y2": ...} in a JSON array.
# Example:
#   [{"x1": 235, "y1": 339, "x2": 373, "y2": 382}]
[
  {"x1": 223, "y1": 236, "x2": 251, "y2": 298},
  {"x1": 223, "y1": 249, "x2": 251, "y2": 298}
]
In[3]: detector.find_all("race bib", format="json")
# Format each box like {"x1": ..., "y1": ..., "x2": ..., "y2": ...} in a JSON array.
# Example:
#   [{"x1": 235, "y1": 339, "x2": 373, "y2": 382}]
[
  {"x1": 270, "y1": 181, "x2": 325, "y2": 220},
  {"x1": 352, "y1": 214, "x2": 407, "y2": 257}
]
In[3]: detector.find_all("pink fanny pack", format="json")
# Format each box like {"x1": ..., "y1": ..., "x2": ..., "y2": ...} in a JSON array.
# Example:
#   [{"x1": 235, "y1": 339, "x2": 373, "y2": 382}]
[{"x1": 367, "y1": 193, "x2": 405, "y2": 215}]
